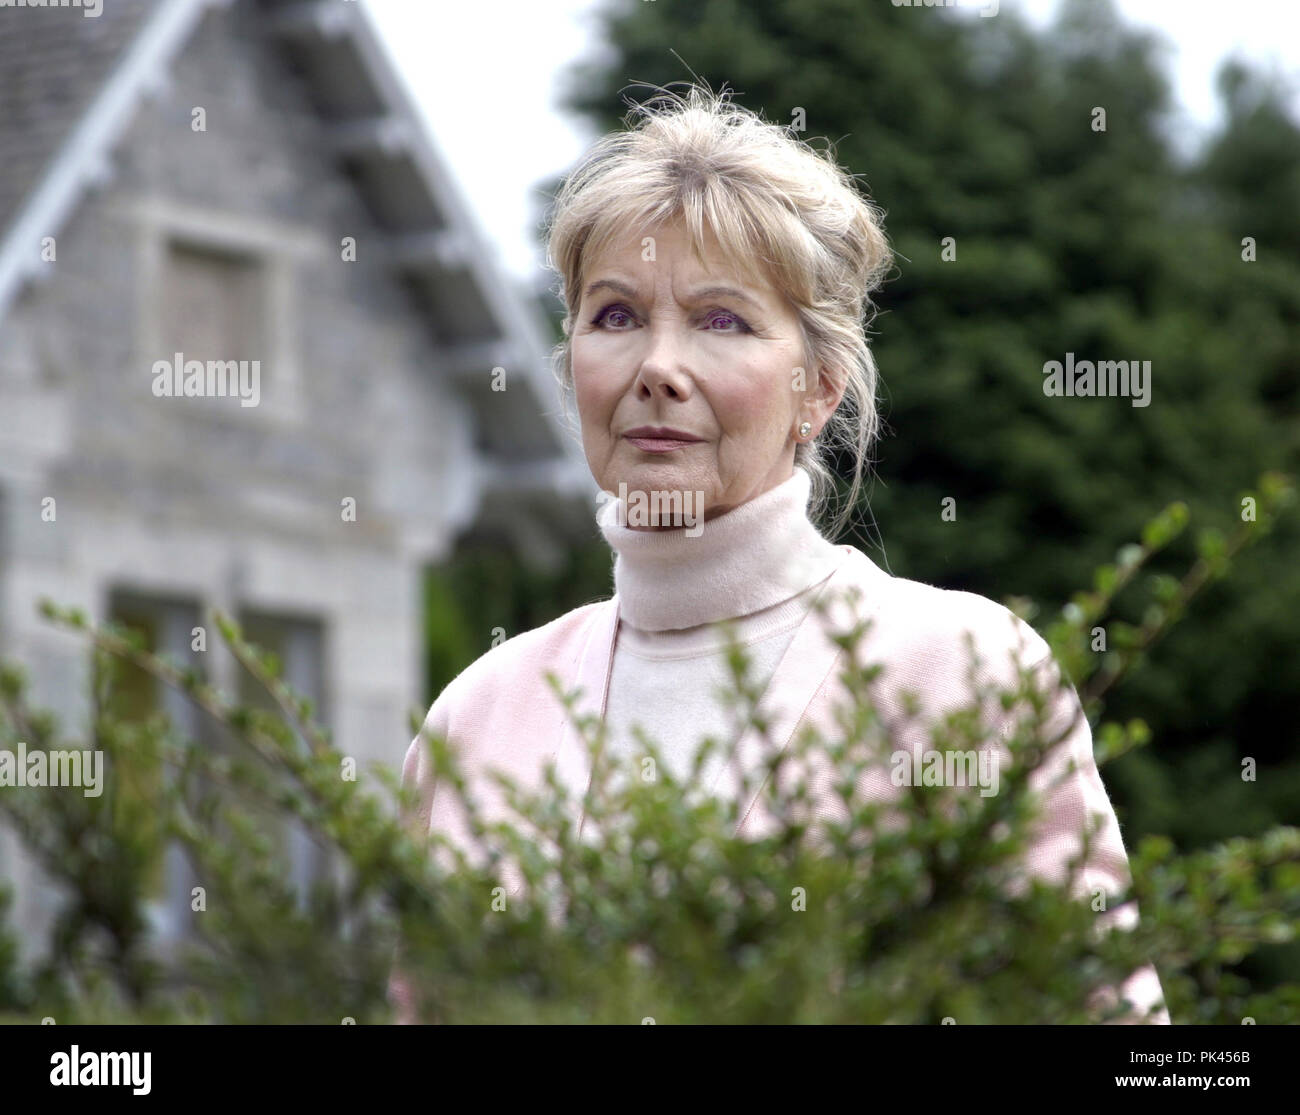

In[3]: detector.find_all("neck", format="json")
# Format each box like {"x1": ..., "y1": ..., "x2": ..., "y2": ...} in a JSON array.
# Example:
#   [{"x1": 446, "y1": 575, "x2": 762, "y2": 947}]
[{"x1": 596, "y1": 467, "x2": 846, "y2": 632}]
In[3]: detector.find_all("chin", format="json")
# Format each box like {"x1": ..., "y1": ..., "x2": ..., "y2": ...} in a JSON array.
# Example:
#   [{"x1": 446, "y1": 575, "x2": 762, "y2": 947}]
[
  {"x1": 624, "y1": 468, "x2": 697, "y2": 495},
  {"x1": 609, "y1": 456, "x2": 678, "y2": 484}
]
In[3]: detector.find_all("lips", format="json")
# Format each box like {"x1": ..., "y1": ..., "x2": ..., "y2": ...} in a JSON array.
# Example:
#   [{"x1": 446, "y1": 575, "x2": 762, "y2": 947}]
[{"x1": 623, "y1": 426, "x2": 703, "y2": 453}]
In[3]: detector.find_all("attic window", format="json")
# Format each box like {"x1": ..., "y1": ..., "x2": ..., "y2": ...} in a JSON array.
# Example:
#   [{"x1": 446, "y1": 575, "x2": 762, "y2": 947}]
[{"x1": 160, "y1": 241, "x2": 265, "y2": 365}]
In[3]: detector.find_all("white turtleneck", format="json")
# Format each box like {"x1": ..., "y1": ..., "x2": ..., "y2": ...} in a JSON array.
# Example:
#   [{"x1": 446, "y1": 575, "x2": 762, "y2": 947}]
[{"x1": 595, "y1": 467, "x2": 847, "y2": 787}]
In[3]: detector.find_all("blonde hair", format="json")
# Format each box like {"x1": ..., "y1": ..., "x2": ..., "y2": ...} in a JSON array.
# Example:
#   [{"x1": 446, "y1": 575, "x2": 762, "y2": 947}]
[{"x1": 544, "y1": 82, "x2": 893, "y2": 540}]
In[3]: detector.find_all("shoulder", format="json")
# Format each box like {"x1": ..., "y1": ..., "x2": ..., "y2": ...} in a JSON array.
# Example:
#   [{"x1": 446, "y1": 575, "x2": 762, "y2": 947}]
[
  {"x1": 836, "y1": 547, "x2": 1054, "y2": 687},
  {"x1": 420, "y1": 597, "x2": 612, "y2": 728},
  {"x1": 401, "y1": 597, "x2": 613, "y2": 812}
]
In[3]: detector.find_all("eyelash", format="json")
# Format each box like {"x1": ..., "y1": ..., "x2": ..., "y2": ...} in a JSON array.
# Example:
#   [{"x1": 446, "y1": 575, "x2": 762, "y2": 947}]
[{"x1": 590, "y1": 303, "x2": 753, "y2": 334}]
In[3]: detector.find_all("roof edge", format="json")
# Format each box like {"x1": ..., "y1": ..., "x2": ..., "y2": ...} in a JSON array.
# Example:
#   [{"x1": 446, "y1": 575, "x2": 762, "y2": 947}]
[{"x1": 0, "y1": 0, "x2": 227, "y2": 323}]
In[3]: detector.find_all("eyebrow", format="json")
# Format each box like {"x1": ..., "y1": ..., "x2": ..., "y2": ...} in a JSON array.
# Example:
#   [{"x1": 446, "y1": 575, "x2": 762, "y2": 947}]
[{"x1": 582, "y1": 277, "x2": 764, "y2": 310}]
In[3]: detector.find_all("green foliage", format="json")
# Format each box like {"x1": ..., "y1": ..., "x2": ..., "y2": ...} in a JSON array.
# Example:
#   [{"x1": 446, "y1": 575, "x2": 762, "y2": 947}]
[{"x1": 0, "y1": 476, "x2": 1293, "y2": 1023}]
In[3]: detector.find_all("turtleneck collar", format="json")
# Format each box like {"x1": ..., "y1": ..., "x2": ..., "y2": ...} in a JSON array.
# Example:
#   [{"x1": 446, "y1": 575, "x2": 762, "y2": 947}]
[{"x1": 596, "y1": 467, "x2": 847, "y2": 632}]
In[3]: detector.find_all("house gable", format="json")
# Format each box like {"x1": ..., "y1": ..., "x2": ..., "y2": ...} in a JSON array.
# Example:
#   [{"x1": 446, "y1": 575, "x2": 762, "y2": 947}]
[{"x1": 0, "y1": 0, "x2": 594, "y2": 558}]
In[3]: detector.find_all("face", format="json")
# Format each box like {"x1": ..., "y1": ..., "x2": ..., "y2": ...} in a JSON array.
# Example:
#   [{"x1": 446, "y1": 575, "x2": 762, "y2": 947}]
[{"x1": 571, "y1": 219, "x2": 843, "y2": 527}]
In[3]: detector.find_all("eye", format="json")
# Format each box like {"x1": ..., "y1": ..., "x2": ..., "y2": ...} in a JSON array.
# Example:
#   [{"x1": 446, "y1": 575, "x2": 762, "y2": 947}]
[
  {"x1": 703, "y1": 309, "x2": 751, "y2": 333},
  {"x1": 591, "y1": 303, "x2": 636, "y2": 329}
]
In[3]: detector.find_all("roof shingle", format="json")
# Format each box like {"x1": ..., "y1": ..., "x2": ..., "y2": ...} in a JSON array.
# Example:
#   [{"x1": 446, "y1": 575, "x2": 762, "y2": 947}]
[{"x1": 0, "y1": 0, "x2": 155, "y2": 232}]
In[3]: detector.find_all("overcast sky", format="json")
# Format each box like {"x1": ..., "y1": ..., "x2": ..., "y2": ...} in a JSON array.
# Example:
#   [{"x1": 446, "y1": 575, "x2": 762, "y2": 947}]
[{"x1": 364, "y1": 0, "x2": 1299, "y2": 286}]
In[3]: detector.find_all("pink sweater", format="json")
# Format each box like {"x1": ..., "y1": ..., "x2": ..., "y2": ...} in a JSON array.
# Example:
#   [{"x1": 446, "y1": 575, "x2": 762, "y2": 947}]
[{"x1": 393, "y1": 469, "x2": 1170, "y2": 1023}]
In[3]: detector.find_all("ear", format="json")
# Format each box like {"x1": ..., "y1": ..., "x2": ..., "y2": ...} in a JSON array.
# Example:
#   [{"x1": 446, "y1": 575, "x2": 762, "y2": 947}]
[{"x1": 801, "y1": 362, "x2": 848, "y2": 431}]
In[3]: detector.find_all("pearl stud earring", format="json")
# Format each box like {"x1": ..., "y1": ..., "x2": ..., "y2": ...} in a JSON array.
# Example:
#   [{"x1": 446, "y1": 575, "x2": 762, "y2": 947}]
[{"x1": 798, "y1": 421, "x2": 812, "y2": 438}]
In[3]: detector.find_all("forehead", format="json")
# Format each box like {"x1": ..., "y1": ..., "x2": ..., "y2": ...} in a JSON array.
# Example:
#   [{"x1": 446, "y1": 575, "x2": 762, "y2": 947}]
[{"x1": 581, "y1": 217, "x2": 777, "y2": 295}]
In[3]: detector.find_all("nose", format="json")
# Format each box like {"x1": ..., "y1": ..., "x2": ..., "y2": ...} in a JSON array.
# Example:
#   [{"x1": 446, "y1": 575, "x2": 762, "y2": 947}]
[{"x1": 633, "y1": 324, "x2": 694, "y2": 401}]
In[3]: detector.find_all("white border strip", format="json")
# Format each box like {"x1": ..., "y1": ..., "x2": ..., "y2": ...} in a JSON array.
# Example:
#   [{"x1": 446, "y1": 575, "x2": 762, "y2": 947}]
[{"x1": 0, "y1": 0, "x2": 225, "y2": 321}]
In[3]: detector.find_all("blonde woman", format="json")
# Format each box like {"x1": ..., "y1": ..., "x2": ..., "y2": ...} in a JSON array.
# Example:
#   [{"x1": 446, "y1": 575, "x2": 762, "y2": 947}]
[{"x1": 392, "y1": 84, "x2": 1168, "y2": 1025}]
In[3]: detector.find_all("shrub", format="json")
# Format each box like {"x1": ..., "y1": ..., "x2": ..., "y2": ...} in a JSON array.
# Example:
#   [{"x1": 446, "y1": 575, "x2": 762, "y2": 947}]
[{"x1": 0, "y1": 473, "x2": 1295, "y2": 1024}]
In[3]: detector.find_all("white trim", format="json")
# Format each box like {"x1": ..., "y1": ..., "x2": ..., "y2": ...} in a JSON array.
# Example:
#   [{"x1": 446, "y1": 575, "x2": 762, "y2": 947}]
[{"x1": 0, "y1": 0, "x2": 230, "y2": 322}]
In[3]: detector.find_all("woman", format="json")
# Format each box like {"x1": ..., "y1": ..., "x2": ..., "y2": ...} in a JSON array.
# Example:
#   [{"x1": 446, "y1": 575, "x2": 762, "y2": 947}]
[{"x1": 392, "y1": 84, "x2": 1169, "y2": 1024}]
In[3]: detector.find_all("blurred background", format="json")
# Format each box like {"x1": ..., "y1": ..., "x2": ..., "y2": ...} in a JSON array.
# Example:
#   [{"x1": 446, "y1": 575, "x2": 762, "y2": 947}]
[{"x1": 0, "y1": 0, "x2": 1297, "y2": 1000}]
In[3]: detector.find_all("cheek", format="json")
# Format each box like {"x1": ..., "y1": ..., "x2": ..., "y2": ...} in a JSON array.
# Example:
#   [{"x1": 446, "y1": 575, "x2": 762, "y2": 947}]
[
  {"x1": 709, "y1": 372, "x2": 797, "y2": 437},
  {"x1": 572, "y1": 348, "x2": 616, "y2": 432}
]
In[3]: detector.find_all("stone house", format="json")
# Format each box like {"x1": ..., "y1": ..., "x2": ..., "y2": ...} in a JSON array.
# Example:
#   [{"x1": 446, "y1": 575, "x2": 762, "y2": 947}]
[{"x1": 0, "y1": 0, "x2": 593, "y2": 959}]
